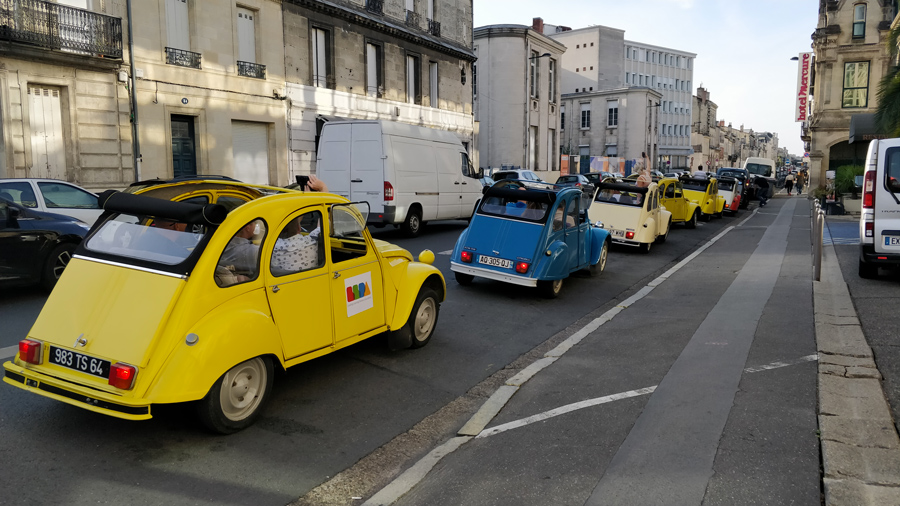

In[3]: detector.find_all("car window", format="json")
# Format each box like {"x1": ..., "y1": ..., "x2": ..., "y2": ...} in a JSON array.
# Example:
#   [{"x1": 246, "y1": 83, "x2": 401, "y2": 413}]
[
  {"x1": 270, "y1": 210, "x2": 325, "y2": 277},
  {"x1": 330, "y1": 203, "x2": 369, "y2": 263},
  {"x1": 86, "y1": 214, "x2": 206, "y2": 266},
  {"x1": 0, "y1": 201, "x2": 7, "y2": 223},
  {"x1": 180, "y1": 195, "x2": 210, "y2": 205},
  {"x1": 480, "y1": 194, "x2": 549, "y2": 222},
  {"x1": 0, "y1": 182, "x2": 38, "y2": 208},
  {"x1": 565, "y1": 198, "x2": 578, "y2": 229},
  {"x1": 887, "y1": 148, "x2": 900, "y2": 193},
  {"x1": 664, "y1": 184, "x2": 675, "y2": 198},
  {"x1": 37, "y1": 182, "x2": 99, "y2": 209},
  {"x1": 216, "y1": 219, "x2": 267, "y2": 287}
]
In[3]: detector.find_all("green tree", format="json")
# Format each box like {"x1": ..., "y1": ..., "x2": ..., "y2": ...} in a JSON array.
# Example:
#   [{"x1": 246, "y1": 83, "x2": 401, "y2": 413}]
[{"x1": 876, "y1": 24, "x2": 900, "y2": 136}]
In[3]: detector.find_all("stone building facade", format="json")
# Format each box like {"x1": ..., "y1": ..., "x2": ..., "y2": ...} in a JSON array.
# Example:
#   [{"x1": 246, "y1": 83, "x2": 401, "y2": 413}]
[
  {"x1": 808, "y1": 0, "x2": 898, "y2": 189},
  {"x1": 283, "y1": 0, "x2": 476, "y2": 179},
  {"x1": 0, "y1": 0, "x2": 131, "y2": 189},
  {"x1": 473, "y1": 23, "x2": 564, "y2": 175}
]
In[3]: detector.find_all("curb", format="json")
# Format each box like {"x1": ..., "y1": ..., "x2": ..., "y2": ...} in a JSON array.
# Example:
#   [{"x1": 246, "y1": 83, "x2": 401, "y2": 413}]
[{"x1": 814, "y1": 240, "x2": 900, "y2": 505}]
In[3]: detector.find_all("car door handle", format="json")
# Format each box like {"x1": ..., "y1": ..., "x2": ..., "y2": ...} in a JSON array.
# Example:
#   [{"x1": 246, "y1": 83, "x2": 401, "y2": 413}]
[
  {"x1": 271, "y1": 285, "x2": 280, "y2": 293},
  {"x1": 454, "y1": 182, "x2": 461, "y2": 185},
  {"x1": 351, "y1": 179, "x2": 363, "y2": 183},
  {"x1": 333, "y1": 272, "x2": 341, "y2": 279}
]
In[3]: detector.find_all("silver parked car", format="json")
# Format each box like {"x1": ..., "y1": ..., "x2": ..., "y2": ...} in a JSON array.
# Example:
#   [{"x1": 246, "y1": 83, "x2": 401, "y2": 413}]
[{"x1": 0, "y1": 178, "x2": 103, "y2": 225}]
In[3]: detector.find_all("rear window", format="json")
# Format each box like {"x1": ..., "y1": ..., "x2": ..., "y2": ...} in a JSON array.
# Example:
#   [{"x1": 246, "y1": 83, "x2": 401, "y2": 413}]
[
  {"x1": 85, "y1": 214, "x2": 207, "y2": 266},
  {"x1": 745, "y1": 163, "x2": 772, "y2": 176},
  {"x1": 594, "y1": 188, "x2": 645, "y2": 207},
  {"x1": 479, "y1": 195, "x2": 549, "y2": 221},
  {"x1": 718, "y1": 180, "x2": 735, "y2": 191},
  {"x1": 683, "y1": 180, "x2": 710, "y2": 192},
  {"x1": 887, "y1": 148, "x2": 900, "y2": 193},
  {"x1": 492, "y1": 172, "x2": 518, "y2": 181}
]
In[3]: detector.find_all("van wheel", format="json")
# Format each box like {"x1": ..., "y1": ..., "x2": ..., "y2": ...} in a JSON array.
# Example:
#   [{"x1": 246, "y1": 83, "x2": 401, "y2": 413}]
[
  {"x1": 537, "y1": 278, "x2": 563, "y2": 298},
  {"x1": 858, "y1": 259, "x2": 878, "y2": 279},
  {"x1": 197, "y1": 357, "x2": 273, "y2": 434},
  {"x1": 41, "y1": 243, "x2": 75, "y2": 292},
  {"x1": 402, "y1": 208, "x2": 423, "y2": 237},
  {"x1": 454, "y1": 272, "x2": 474, "y2": 285}
]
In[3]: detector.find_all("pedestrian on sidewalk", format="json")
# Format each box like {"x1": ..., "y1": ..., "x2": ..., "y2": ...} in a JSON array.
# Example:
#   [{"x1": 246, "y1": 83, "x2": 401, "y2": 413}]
[
  {"x1": 796, "y1": 171, "x2": 805, "y2": 194},
  {"x1": 785, "y1": 172, "x2": 795, "y2": 195},
  {"x1": 755, "y1": 176, "x2": 770, "y2": 206}
]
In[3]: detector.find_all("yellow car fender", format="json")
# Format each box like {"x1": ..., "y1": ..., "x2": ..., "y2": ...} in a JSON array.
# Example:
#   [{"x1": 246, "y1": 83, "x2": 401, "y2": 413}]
[
  {"x1": 686, "y1": 201, "x2": 700, "y2": 218},
  {"x1": 388, "y1": 262, "x2": 446, "y2": 331},
  {"x1": 716, "y1": 195, "x2": 727, "y2": 213},
  {"x1": 145, "y1": 288, "x2": 282, "y2": 403}
]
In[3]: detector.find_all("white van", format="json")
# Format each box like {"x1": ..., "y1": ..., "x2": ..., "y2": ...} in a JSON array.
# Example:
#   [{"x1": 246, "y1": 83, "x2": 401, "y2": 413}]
[
  {"x1": 858, "y1": 138, "x2": 900, "y2": 278},
  {"x1": 742, "y1": 157, "x2": 777, "y2": 197},
  {"x1": 316, "y1": 120, "x2": 482, "y2": 237}
]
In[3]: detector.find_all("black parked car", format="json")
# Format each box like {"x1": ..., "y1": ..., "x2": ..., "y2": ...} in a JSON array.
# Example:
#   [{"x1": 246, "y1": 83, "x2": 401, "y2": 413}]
[{"x1": 0, "y1": 197, "x2": 88, "y2": 291}]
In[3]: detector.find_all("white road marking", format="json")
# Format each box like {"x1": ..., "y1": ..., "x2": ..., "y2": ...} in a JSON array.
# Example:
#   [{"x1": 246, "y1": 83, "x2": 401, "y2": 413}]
[
  {"x1": 476, "y1": 354, "x2": 819, "y2": 439},
  {"x1": 438, "y1": 250, "x2": 453, "y2": 255},
  {"x1": 0, "y1": 345, "x2": 18, "y2": 360}
]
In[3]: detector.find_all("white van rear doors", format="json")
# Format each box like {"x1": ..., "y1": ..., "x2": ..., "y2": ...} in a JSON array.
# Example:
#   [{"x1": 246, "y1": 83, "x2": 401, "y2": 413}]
[
  {"x1": 874, "y1": 142, "x2": 900, "y2": 254},
  {"x1": 349, "y1": 123, "x2": 385, "y2": 211},
  {"x1": 317, "y1": 123, "x2": 352, "y2": 198}
]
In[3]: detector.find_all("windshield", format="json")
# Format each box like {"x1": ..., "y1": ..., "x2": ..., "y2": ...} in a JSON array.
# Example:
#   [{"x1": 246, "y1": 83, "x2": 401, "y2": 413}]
[
  {"x1": 479, "y1": 195, "x2": 549, "y2": 221},
  {"x1": 85, "y1": 214, "x2": 207, "y2": 265},
  {"x1": 745, "y1": 163, "x2": 772, "y2": 176},
  {"x1": 718, "y1": 180, "x2": 735, "y2": 191},
  {"x1": 682, "y1": 180, "x2": 710, "y2": 192}
]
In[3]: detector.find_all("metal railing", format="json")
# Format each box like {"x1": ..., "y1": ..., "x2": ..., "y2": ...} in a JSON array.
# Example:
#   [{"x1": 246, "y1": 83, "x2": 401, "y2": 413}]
[
  {"x1": 0, "y1": 0, "x2": 123, "y2": 58},
  {"x1": 405, "y1": 10, "x2": 420, "y2": 28},
  {"x1": 811, "y1": 199, "x2": 825, "y2": 281},
  {"x1": 237, "y1": 60, "x2": 266, "y2": 79},
  {"x1": 365, "y1": 0, "x2": 383, "y2": 15},
  {"x1": 166, "y1": 46, "x2": 201, "y2": 69},
  {"x1": 427, "y1": 18, "x2": 440, "y2": 37}
]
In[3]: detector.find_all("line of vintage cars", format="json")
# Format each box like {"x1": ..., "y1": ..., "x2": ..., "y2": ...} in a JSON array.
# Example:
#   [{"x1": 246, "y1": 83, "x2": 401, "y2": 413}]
[{"x1": 4, "y1": 172, "x2": 750, "y2": 434}]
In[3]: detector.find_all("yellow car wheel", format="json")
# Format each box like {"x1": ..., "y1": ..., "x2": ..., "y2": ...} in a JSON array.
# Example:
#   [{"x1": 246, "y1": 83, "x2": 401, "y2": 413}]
[
  {"x1": 408, "y1": 287, "x2": 440, "y2": 349},
  {"x1": 197, "y1": 356, "x2": 274, "y2": 434}
]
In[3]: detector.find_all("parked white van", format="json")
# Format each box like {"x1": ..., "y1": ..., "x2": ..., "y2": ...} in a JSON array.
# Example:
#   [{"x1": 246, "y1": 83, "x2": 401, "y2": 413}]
[
  {"x1": 316, "y1": 120, "x2": 482, "y2": 237},
  {"x1": 858, "y1": 138, "x2": 900, "y2": 278},
  {"x1": 742, "y1": 157, "x2": 776, "y2": 198}
]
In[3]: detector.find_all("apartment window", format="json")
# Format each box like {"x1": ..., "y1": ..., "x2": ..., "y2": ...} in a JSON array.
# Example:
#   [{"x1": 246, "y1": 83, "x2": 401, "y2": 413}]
[
  {"x1": 853, "y1": 4, "x2": 866, "y2": 38},
  {"x1": 366, "y1": 42, "x2": 383, "y2": 97},
  {"x1": 166, "y1": 0, "x2": 190, "y2": 50},
  {"x1": 549, "y1": 59, "x2": 556, "y2": 102},
  {"x1": 407, "y1": 54, "x2": 421, "y2": 104},
  {"x1": 549, "y1": 129, "x2": 557, "y2": 171},
  {"x1": 529, "y1": 126, "x2": 538, "y2": 170},
  {"x1": 652, "y1": 75, "x2": 657, "y2": 87},
  {"x1": 560, "y1": 105, "x2": 565, "y2": 130},
  {"x1": 590, "y1": 42, "x2": 594, "y2": 47},
  {"x1": 472, "y1": 63, "x2": 477, "y2": 98},
  {"x1": 662, "y1": 123, "x2": 666, "y2": 135},
  {"x1": 311, "y1": 26, "x2": 332, "y2": 88},
  {"x1": 607, "y1": 99, "x2": 618, "y2": 127},
  {"x1": 625, "y1": 73, "x2": 630, "y2": 84},
  {"x1": 842, "y1": 61, "x2": 869, "y2": 107},
  {"x1": 580, "y1": 103, "x2": 591, "y2": 129},
  {"x1": 652, "y1": 52, "x2": 657, "y2": 63},
  {"x1": 429, "y1": 61, "x2": 439, "y2": 107},
  {"x1": 632, "y1": 72, "x2": 636, "y2": 84},
  {"x1": 530, "y1": 51, "x2": 539, "y2": 98}
]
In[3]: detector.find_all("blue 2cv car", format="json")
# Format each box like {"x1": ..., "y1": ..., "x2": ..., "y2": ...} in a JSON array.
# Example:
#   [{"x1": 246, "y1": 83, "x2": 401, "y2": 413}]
[{"x1": 450, "y1": 183, "x2": 611, "y2": 298}]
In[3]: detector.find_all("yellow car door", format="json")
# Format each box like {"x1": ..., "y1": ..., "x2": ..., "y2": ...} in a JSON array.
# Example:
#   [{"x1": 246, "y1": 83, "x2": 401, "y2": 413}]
[
  {"x1": 265, "y1": 207, "x2": 334, "y2": 359},
  {"x1": 328, "y1": 203, "x2": 386, "y2": 343},
  {"x1": 660, "y1": 180, "x2": 685, "y2": 220}
]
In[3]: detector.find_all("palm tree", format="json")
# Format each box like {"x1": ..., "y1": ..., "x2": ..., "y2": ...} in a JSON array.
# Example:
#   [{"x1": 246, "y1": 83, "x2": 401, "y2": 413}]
[{"x1": 876, "y1": 23, "x2": 900, "y2": 136}]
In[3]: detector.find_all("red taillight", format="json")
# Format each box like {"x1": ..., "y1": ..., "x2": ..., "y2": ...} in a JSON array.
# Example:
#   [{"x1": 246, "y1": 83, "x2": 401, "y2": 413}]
[
  {"x1": 384, "y1": 181, "x2": 394, "y2": 201},
  {"x1": 109, "y1": 362, "x2": 137, "y2": 390},
  {"x1": 18, "y1": 339, "x2": 43, "y2": 365},
  {"x1": 626, "y1": 231, "x2": 635, "y2": 240},
  {"x1": 863, "y1": 171, "x2": 876, "y2": 209},
  {"x1": 461, "y1": 251, "x2": 473, "y2": 263},
  {"x1": 865, "y1": 221, "x2": 874, "y2": 238},
  {"x1": 515, "y1": 262, "x2": 530, "y2": 273}
]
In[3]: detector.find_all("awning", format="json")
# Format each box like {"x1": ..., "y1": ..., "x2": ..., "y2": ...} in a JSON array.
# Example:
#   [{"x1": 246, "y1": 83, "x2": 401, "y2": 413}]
[{"x1": 848, "y1": 113, "x2": 889, "y2": 144}]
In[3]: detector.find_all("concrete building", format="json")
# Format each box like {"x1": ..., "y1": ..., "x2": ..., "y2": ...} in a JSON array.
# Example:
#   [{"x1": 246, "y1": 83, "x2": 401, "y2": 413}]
[
  {"x1": 129, "y1": 0, "x2": 289, "y2": 185},
  {"x1": 624, "y1": 40, "x2": 695, "y2": 170},
  {"x1": 473, "y1": 23, "x2": 564, "y2": 176},
  {"x1": 284, "y1": 0, "x2": 476, "y2": 180},
  {"x1": 0, "y1": 0, "x2": 130, "y2": 189},
  {"x1": 807, "y1": 0, "x2": 897, "y2": 189},
  {"x1": 691, "y1": 86, "x2": 720, "y2": 171}
]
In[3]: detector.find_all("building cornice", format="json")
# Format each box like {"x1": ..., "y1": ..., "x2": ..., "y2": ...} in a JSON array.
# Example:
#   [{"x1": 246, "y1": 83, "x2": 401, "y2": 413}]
[
  {"x1": 287, "y1": 0, "x2": 476, "y2": 62},
  {"x1": 474, "y1": 25, "x2": 567, "y2": 53}
]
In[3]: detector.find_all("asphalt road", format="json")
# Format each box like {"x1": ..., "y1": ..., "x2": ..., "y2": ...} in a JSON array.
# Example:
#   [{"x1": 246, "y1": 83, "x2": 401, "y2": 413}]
[{"x1": 0, "y1": 210, "x2": 752, "y2": 505}]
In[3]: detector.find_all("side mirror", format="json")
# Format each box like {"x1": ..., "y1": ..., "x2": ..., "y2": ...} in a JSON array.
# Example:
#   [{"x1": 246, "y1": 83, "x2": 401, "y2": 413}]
[{"x1": 477, "y1": 167, "x2": 484, "y2": 178}]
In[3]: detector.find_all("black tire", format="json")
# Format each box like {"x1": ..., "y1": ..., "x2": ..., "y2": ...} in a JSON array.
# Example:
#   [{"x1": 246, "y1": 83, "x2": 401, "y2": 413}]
[
  {"x1": 537, "y1": 278, "x2": 563, "y2": 298},
  {"x1": 406, "y1": 287, "x2": 440, "y2": 348},
  {"x1": 655, "y1": 219, "x2": 671, "y2": 243},
  {"x1": 588, "y1": 240, "x2": 609, "y2": 276},
  {"x1": 858, "y1": 259, "x2": 878, "y2": 279},
  {"x1": 454, "y1": 271, "x2": 474, "y2": 285},
  {"x1": 701, "y1": 212, "x2": 711, "y2": 222},
  {"x1": 686, "y1": 211, "x2": 698, "y2": 229},
  {"x1": 197, "y1": 356, "x2": 274, "y2": 434},
  {"x1": 401, "y1": 208, "x2": 423, "y2": 237},
  {"x1": 640, "y1": 241, "x2": 652, "y2": 254},
  {"x1": 41, "y1": 243, "x2": 76, "y2": 292}
]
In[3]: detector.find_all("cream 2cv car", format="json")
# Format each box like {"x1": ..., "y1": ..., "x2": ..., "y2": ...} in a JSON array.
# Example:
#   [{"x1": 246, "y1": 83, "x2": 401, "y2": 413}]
[
  {"x1": 4, "y1": 190, "x2": 445, "y2": 433},
  {"x1": 588, "y1": 181, "x2": 671, "y2": 253}
]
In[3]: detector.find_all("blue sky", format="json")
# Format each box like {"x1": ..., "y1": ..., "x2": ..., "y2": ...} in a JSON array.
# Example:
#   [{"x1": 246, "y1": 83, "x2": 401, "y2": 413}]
[{"x1": 473, "y1": 0, "x2": 819, "y2": 155}]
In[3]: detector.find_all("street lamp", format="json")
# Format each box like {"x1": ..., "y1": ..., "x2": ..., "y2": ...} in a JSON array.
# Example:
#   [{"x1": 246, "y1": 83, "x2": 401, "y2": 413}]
[{"x1": 529, "y1": 52, "x2": 552, "y2": 60}]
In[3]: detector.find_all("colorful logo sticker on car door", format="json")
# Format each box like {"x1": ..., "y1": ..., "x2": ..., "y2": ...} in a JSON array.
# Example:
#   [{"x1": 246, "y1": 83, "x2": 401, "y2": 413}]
[{"x1": 345, "y1": 272, "x2": 374, "y2": 317}]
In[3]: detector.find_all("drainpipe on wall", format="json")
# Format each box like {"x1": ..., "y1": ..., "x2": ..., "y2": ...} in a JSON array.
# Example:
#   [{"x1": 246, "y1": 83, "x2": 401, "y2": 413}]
[{"x1": 126, "y1": 0, "x2": 141, "y2": 182}]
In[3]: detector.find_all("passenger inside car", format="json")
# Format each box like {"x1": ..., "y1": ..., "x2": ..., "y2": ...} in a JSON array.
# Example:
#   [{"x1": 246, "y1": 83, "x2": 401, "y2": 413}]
[
  {"x1": 217, "y1": 219, "x2": 266, "y2": 287},
  {"x1": 270, "y1": 212, "x2": 324, "y2": 276}
]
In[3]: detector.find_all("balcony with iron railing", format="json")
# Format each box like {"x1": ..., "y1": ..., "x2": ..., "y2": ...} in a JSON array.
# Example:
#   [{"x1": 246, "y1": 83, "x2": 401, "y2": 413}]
[
  {"x1": 237, "y1": 60, "x2": 266, "y2": 79},
  {"x1": 166, "y1": 47, "x2": 202, "y2": 69},
  {"x1": 365, "y1": 0, "x2": 383, "y2": 15},
  {"x1": 405, "y1": 10, "x2": 420, "y2": 28},
  {"x1": 427, "y1": 18, "x2": 440, "y2": 37},
  {"x1": 0, "y1": 0, "x2": 122, "y2": 59}
]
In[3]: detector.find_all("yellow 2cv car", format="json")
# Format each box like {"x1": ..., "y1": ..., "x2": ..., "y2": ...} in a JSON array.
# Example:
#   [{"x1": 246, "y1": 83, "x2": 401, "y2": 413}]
[{"x1": 4, "y1": 189, "x2": 445, "y2": 433}]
